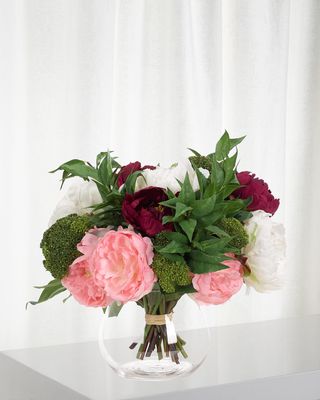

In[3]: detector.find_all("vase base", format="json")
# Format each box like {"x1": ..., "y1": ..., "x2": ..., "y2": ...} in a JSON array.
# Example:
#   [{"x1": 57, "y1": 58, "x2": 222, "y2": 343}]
[{"x1": 118, "y1": 358, "x2": 194, "y2": 381}]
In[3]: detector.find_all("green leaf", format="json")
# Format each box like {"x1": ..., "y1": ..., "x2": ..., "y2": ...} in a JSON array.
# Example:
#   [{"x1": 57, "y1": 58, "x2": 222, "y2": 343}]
[
  {"x1": 194, "y1": 166, "x2": 208, "y2": 198},
  {"x1": 162, "y1": 215, "x2": 174, "y2": 224},
  {"x1": 123, "y1": 171, "x2": 144, "y2": 194},
  {"x1": 191, "y1": 197, "x2": 216, "y2": 218},
  {"x1": 223, "y1": 151, "x2": 238, "y2": 184},
  {"x1": 26, "y1": 279, "x2": 66, "y2": 309},
  {"x1": 194, "y1": 237, "x2": 232, "y2": 254},
  {"x1": 160, "y1": 197, "x2": 179, "y2": 209},
  {"x1": 229, "y1": 136, "x2": 245, "y2": 152},
  {"x1": 173, "y1": 202, "x2": 193, "y2": 221},
  {"x1": 63, "y1": 294, "x2": 72, "y2": 303},
  {"x1": 222, "y1": 183, "x2": 240, "y2": 198},
  {"x1": 215, "y1": 132, "x2": 245, "y2": 161},
  {"x1": 215, "y1": 131, "x2": 230, "y2": 161},
  {"x1": 108, "y1": 302, "x2": 124, "y2": 317},
  {"x1": 162, "y1": 231, "x2": 189, "y2": 244},
  {"x1": 210, "y1": 157, "x2": 225, "y2": 188},
  {"x1": 187, "y1": 148, "x2": 202, "y2": 157},
  {"x1": 204, "y1": 182, "x2": 217, "y2": 198},
  {"x1": 98, "y1": 152, "x2": 113, "y2": 186},
  {"x1": 178, "y1": 173, "x2": 195, "y2": 203},
  {"x1": 50, "y1": 159, "x2": 99, "y2": 186},
  {"x1": 179, "y1": 218, "x2": 197, "y2": 242},
  {"x1": 164, "y1": 284, "x2": 197, "y2": 301},
  {"x1": 205, "y1": 225, "x2": 231, "y2": 238},
  {"x1": 188, "y1": 251, "x2": 230, "y2": 273},
  {"x1": 96, "y1": 151, "x2": 121, "y2": 169},
  {"x1": 158, "y1": 241, "x2": 191, "y2": 254},
  {"x1": 234, "y1": 210, "x2": 253, "y2": 221}
]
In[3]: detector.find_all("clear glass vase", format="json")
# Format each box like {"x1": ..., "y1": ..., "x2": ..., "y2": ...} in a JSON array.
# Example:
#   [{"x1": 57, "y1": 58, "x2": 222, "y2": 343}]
[{"x1": 99, "y1": 292, "x2": 210, "y2": 381}]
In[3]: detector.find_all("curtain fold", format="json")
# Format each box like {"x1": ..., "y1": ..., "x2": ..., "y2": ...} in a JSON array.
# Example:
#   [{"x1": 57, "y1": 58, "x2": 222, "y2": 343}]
[{"x1": 1, "y1": 0, "x2": 320, "y2": 351}]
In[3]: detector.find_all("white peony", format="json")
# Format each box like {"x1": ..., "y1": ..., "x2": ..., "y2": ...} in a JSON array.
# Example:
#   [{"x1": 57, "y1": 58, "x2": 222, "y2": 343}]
[
  {"x1": 49, "y1": 180, "x2": 102, "y2": 226},
  {"x1": 135, "y1": 160, "x2": 202, "y2": 194},
  {"x1": 243, "y1": 210, "x2": 286, "y2": 293}
]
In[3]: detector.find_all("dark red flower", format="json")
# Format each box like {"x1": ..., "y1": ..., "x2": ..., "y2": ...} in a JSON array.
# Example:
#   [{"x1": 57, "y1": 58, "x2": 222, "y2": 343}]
[
  {"x1": 122, "y1": 187, "x2": 173, "y2": 236},
  {"x1": 233, "y1": 171, "x2": 280, "y2": 215},
  {"x1": 117, "y1": 162, "x2": 156, "y2": 187}
]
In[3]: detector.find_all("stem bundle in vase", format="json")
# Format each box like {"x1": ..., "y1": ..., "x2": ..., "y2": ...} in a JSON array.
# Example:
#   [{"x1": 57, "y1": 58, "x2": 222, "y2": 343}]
[{"x1": 135, "y1": 293, "x2": 187, "y2": 364}]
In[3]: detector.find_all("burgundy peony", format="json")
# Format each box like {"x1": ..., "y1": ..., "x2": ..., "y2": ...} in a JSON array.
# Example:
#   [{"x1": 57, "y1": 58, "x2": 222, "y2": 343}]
[
  {"x1": 233, "y1": 171, "x2": 280, "y2": 215},
  {"x1": 117, "y1": 162, "x2": 156, "y2": 187},
  {"x1": 122, "y1": 187, "x2": 173, "y2": 236}
]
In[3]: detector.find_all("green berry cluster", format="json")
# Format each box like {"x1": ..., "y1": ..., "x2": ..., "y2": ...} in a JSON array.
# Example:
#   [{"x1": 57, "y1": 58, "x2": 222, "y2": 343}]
[
  {"x1": 189, "y1": 155, "x2": 212, "y2": 171},
  {"x1": 40, "y1": 214, "x2": 92, "y2": 279},
  {"x1": 218, "y1": 217, "x2": 249, "y2": 249},
  {"x1": 152, "y1": 253, "x2": 192, "y2": 293}
]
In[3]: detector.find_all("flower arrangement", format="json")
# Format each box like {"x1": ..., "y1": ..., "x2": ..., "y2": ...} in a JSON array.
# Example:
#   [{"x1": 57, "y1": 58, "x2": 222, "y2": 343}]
[{"x1": 29, "y1": 131, "x2": 285, "y2": 365}]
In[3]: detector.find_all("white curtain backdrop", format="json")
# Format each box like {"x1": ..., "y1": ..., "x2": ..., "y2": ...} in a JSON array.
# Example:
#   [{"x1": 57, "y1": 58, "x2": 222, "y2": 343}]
[{"x1": 1, "y1": 0, "x2": 320, "y2": 351}]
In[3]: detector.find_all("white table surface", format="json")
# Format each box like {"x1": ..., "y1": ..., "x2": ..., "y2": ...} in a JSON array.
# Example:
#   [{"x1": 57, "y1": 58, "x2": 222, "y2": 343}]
[{"x1": 3, "y1": 315, "x2": 320, "y2": 400}]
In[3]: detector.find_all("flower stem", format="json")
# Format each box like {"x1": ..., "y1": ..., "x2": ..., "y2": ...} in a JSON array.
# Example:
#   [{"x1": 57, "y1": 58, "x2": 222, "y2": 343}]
[{"x1": 131, "y1": 293, "x2": 188, "y2": 364}]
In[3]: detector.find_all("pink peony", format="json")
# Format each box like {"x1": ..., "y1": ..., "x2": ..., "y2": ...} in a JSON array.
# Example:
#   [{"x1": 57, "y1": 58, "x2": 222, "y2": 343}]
[
  {"x1": 61, "y1": 228, "x2": 113, "y2": 307},
  {"x1": 192, "y1": 256, "x2": 244, "y2": 305},
  {"x1": 89, "y1": 228, "x2": 156, "y2": 303},
  {"x1": 76, "y1": 227, "x2": 111, "y2": 257},
  {"x1": 62, "y1": 255, "x2": 112, "y2": 307},
  {"x1": 233, "y1": 171, "x2": 280, "y2": 215}
]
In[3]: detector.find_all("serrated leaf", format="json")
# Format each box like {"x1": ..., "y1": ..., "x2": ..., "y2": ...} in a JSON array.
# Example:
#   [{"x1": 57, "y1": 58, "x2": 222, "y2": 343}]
[{"x1": 179, "y1": 218, "x2": 197, "y2": 242}]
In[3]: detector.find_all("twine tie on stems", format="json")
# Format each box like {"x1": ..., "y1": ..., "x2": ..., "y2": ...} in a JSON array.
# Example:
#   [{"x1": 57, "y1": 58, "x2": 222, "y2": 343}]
[
  {"x1": 145, "y1": 312, "x2": 177, "y2": 345},
  {"x1": 145, "y1": 312, "x2": 173, "y2": 326}
]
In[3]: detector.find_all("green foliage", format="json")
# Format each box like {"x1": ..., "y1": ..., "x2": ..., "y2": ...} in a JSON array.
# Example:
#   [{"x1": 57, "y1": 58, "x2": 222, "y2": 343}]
[
  {"x1": 217, "y1": 217, "x2": 249, "y2": 249},
  {"x1": 40, "y1": 214, "x2": 92, "y2": 279},
  {"x1": 51, "y1": 151, "x2": 125, "y2": 228},
  {"x1": 108, "y1": 302, "x2": 124, "y2": 317},
  {"x1": 152, "y1": 253, "x2": 192, "y2": 294},
  {"x1": 158, "y1": 131, "x2": 248, "y2": 275},
  {"x1": 26, "y1": 279, "x2": 66, "y2": 308}
]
